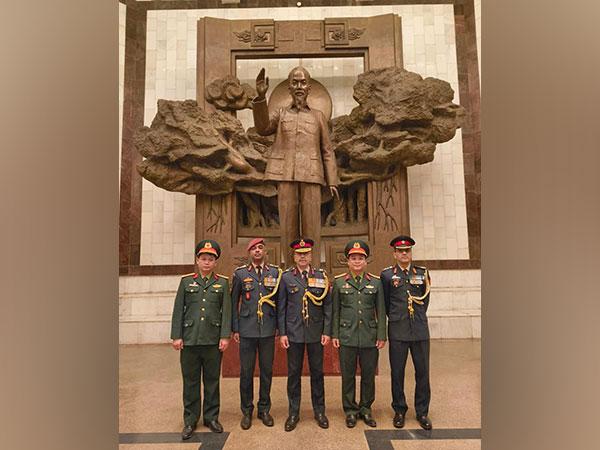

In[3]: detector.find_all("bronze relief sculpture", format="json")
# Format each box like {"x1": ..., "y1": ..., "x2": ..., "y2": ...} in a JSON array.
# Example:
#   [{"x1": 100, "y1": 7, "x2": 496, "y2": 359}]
[{"x1": 252, "y1": 67, "x2": 340, "y2": 264}]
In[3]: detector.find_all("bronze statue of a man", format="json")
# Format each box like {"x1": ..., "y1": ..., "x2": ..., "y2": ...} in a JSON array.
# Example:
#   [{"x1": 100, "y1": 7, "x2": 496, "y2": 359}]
[{"x1": 252, "y1": 66, "x2": 339, "y2": 266}]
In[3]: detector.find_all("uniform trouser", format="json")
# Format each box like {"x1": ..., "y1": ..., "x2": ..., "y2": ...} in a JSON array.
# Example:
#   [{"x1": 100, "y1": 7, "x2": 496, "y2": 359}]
[
  {"x1": 287, "y1": 341, "x2": 325, "y2": 416},
  {"x1": 239, "y1": 336, "x2": 275, "y2": 415},
  {"x1": 389, "y1": 339, "x2": 431, "y2": 416},
  {"x1": 339, "y1": 345, "x2": 379, "y2": 416},
  {"x1": 278, "y1": 182, "x2": 321, "y2": 266},
  {"x1": 180, "y1": 344, "x2": 222, "y2": 426}
]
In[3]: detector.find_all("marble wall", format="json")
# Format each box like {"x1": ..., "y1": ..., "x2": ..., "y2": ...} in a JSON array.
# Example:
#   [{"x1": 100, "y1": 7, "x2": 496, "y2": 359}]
[
  {"x1": 119, "y1": 269, "x2": 480, "y2": 343},
  {"x1": 136, "y1": 5, "x2": 468, "y2": 264}
]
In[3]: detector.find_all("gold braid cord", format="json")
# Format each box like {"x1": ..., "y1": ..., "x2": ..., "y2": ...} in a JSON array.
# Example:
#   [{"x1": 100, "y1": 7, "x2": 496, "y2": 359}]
[
  {"x1": 302, "y1": 273, "x2": 330, "y2": 324},
  {"x1": 407, "y1": 270, "x2": 431, "y2": 320},
  {"x1": 257, "y1": 267, "x2": 283, "y2": 323}
]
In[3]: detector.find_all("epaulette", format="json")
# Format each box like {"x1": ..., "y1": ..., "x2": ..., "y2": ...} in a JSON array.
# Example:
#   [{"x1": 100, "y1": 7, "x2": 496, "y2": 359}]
[
  {"x1": 368, "y1": 272, "x2": 380, "y2": 279},
  {"x1": 334, "y1": 272, "x2": 347, "y2": 279},
  {"x1": 414, "y1": 265, "x2": 428, "y2": 271},
  {"x1": 381, "y1": 265, "x2": 393, "y2": 271},
  {"x1": 283, "y1": 267, "x2": 293, "y2": 273},
  {"x1": 181, "y1": 272, "x2": 195, "y2": 278},
  {"x1": 234, "y1": 264, "x2": 247, "y2": 271},
  {"x1": 216, "y1": 273, "x2": 229, "y2": 280},
  {"x1": 268, "y1": 263, "x2": 279, "y2": 268}
]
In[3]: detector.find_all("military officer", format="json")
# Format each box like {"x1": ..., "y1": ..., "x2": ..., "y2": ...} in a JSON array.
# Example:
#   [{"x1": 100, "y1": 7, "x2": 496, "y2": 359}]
[
  {"x1": 277, "y1": 238, "x2": 332, "y2": 431},
  {"x1": 332, "y1": 240, "x2": 386, "y2": 428},
  {"x1": 231, "y1": 237, "x2": 281, "y2": 430},
  {"x1": 170, "y1": 239, "x2": 232, "y2": 439},
  {"x1": 380, "y1": 235, "x2": 432, "y2": 430}
]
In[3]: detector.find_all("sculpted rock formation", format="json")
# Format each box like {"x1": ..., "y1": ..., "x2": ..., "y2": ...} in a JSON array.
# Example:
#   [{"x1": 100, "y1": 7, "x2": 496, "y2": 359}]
[
  {"x1": 205, "y1": 75, "x2": 257, "y2": 111},
  {"x1": 331, "y1": 67, "x2": 464, "y2": 184},
  {"x1": 135, "y1": 67, "x2": 464, "y2": 195},
  {"x1": 135, "y1": 99, "x2": 276, "y2": 196}
]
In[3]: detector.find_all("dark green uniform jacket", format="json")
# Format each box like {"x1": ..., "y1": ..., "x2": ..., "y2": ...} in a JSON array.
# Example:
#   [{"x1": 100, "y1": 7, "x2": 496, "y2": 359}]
[
  {"x1": 332, "y1": 272, "x2": 387, "y2": 347},
  {"x1": 380, "y1": 264, "x2": 431, "y2": 341},
  {"x1": 171, "y1": 272, "x2": 232, "y2": 345}
]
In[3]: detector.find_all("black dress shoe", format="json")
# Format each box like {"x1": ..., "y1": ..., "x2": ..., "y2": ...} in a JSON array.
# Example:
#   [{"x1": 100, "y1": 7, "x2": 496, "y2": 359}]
[
  {"x1": 358, "y1": 413, "x2": 377, "y2": 427},
  {"x1": 393, "y1": 412, "x2": 405, "y2": 428},
  {"x1": 284, "y1": 415, "x2": 299, "y2": 432},
  {"x1": 417, "y1": 415, "x2": 432, "y2": 430},
  {"x1": 204, "y1": 419, "x2": 224, "y2": 433},
  {"x1": 345, "y1": 414, "x2": 357, "y2": 428},
  {"x1": 258, "y1": 411, "x2": 274, "y2": 427},
  {"x1": 241, "y1": 413, "x2": 252, "y2": 430},
  {"x1": 315, "y1": 413, "x2": 329, "y2": 429},
  {"x1": 181, "y1": 424, "x2": 195, "y2": 440}
]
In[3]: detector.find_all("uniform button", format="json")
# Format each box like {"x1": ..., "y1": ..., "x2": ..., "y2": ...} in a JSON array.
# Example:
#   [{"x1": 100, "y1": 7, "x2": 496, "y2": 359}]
[
  {"x1": 200, "y1": 317, "x2": 205, "y2": 321},
  {"x1": 358, "y1": 301, "x2": 362, "y2": 304},
  {"x1": 202, "y1": 299, "x2": 206, "y2": 302},
  {"x1": 201, "y1": 307, "x2": 205, "y2": 311},
  {"x1": 358, "y1": 310, "x2": 362, "y2": 314},
  {"x1": 359, "y1": 319, "x2": 363, "y2": 324}
]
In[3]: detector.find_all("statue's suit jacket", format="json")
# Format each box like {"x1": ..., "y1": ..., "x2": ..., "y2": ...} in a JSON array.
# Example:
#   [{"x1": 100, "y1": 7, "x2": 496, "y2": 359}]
[{"x1": 252, "y1": 98, "x2": 339, "y2": 187}]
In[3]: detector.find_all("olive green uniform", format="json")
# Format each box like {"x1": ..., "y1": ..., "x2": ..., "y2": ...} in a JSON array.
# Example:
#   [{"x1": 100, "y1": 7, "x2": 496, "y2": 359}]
[
  {"x1": 171, "y1": 272, "x2": 232, "y2": 427},
  {"x1": 332, "y1": 272, "x2": 387, "y2": 416}
]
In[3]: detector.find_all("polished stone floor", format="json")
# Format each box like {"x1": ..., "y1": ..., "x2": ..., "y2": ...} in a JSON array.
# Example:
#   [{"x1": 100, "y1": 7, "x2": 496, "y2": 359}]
[{"x1": 119, "y1": 339, "x2": 480, "y2": 449}]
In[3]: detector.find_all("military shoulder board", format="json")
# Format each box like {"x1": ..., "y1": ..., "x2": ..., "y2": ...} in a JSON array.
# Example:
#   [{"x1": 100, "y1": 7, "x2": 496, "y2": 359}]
[
  {"x1": 181, "y1": 272, "x2": 195, "y2": 278},
  {"x1": 216, "y1": 273, "x2": 229, "y2": 280},
  {"x1": 334, "y1": 272, "x2": 347, "y2": 279},
  {"x1": 368, "y1": 273, "x2": 380, "y2": 279}
]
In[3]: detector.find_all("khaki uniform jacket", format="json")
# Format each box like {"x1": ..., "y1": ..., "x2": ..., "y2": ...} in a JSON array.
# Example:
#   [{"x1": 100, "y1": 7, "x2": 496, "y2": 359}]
[
  {"x1": 170, "y1": 273, "x2": 232, "y2": 345},
  {"x1": 332, "y1": 273, "x2": 387, "y2": 347},
  {"x1": 252, "y1": 98, "x2": 339, "y2": 186}
]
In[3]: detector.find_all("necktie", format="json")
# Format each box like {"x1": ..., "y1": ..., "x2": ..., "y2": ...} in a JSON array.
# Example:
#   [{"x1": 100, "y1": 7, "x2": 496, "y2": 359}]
[
  {"x1": 202, "y1": 276, "x2": 208, "y2": 284},
  {"x1": 355, "y1": 275, "x2": 361, "y2": 285},
  {"x1": 302, "y1": 270, "x2": 308, "y2": 284},
  {"x1": 403, "y1": 268, "x2": 408, "y2": 276},
  {"x1": 257, "y1": 265, "x2": 262, "y2": 278}
]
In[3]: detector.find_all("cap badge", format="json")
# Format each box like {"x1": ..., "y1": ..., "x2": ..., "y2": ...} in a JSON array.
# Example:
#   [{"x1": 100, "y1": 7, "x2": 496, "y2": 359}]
[
  {"x1": 204, "y1": 242, "x2": 212, "y2": 249},
  {"x1": 353, "y1": 242, "x2": 360, "y2": 248},
  {"x1": 299, "y1": 239, "x2": 305, "y2": 247}
]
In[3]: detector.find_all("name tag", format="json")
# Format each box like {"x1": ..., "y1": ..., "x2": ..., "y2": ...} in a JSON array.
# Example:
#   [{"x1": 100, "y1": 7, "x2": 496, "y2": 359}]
[{"x1": 264, "y1": 276, "x2": 277, "y2": 287}]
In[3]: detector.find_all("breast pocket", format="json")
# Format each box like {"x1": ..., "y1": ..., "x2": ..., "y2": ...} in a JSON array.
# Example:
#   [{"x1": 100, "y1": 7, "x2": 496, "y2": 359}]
[
  {"x1": 287, "y1": 284, "x2": 300, "y2": 294},
  {"x1": 281, "y1": 117, "x2": 296, "y2": 132},
  {"x1": 300, "y1": 117, "x2": 318, "y2": 135},
  {"x1": 184, "y1": 286, "x2": 200, "y2": 302}
]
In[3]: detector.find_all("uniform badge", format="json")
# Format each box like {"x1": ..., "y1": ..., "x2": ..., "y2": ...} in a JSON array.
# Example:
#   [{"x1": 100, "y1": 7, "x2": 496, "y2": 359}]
[
  {"x1": 264, "y1": 276, "x2": 276, "y2": 287},
  {"x1": 213, "y1": 284, "x2": 222, "y2": 289},
  {"x1": 365, "y1": 284, "x2": 375, "y2": 289},
  {"x1": 393, "y1": 279, "x2": 401, "y2": 288},
  {"x1": 188, "y1": 282, "x2": 199, "y2": 287},
  {"x1": 409, "y1": 277, "x2": 423, "y2": 285},
  {"x1": 342, "y1": 283, "x2": 351, "y2": 289},
  {"x1": 243, "y1": 277, "x2": 253, "y2": 282}
]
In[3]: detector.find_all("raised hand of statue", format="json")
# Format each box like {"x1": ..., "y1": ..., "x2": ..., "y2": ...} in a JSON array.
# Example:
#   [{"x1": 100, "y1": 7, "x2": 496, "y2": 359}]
[{"x1": 256, "y1": 67, "x2": 269, "y2": 100}]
